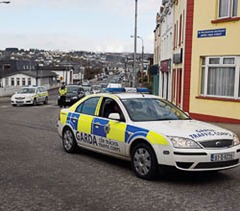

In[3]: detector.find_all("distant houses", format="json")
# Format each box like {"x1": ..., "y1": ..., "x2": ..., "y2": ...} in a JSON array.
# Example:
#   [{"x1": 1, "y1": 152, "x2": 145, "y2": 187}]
[{"x1": 0, "y1": 59, "x2": 59, "y2": 96}]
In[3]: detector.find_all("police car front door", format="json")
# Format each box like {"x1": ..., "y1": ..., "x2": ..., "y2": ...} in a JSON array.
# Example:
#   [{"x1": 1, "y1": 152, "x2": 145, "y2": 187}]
[
  {"x1": 92, "y1": 117, "x2": 126, "y2": 156},
  {"x1": 91, "y1": 97, "x2": 127, "y2": 156}
]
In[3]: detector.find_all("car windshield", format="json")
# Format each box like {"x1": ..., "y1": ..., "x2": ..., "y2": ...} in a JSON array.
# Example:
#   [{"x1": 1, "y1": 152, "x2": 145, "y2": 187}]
[
  {"x1": 121, "y1": 98, "x2": 190, "y2": 121},
  {"x1": 18, "y1": 88, "x2": 36, "y2": 94},
  {"x1": 67, "y1": 86, "x2": 80, "y2": 93}
]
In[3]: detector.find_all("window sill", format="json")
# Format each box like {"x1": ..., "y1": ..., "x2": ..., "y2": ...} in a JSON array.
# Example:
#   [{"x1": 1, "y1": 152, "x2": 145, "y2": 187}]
[
  {"x1": 196, "y1": 96, "x2": 240, "y2": 102},
  {"x1": 211, "y1": 17, "x2": 240, "y2": 23}
]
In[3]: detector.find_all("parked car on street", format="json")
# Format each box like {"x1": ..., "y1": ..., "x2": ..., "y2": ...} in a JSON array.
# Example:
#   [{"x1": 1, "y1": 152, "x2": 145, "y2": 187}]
[
  {"x1": 57, "y1": 87, "x2": 240, "y2": 180},
  {"x1": 58, "y1": 84, "x2": 85, "y2": 106},
  {"x1": 11, "y1": 85, "x2": 48, "y2": 106}
]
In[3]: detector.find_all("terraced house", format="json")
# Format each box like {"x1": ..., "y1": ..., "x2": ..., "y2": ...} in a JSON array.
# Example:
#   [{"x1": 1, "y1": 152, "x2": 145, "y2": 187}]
[{"x1": 154, "y1": 0, "x2": 240, "y2": 123}]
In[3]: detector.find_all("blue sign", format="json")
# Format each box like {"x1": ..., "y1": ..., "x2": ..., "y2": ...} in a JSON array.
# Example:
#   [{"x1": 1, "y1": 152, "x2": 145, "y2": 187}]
[{"x1": 197, "y1": 28, "x2": 226, "y2": 38}]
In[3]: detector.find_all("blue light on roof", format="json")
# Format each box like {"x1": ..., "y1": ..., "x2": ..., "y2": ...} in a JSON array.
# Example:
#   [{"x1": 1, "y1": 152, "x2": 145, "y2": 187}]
[
  {"x1": 105, "y1": 87, "x2": 149, "y2": 93},
  {"x1": 105, "y1": 88, "x2": 125, "y2": 93},
  {"x1": 136, "y1": 88, "x2": 149, "y2": 93}
]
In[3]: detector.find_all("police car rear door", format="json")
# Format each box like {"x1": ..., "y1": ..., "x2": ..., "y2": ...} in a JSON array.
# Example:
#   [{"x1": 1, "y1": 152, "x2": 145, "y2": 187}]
[{"x1": 74, "y1": 97, "x2": 100, "y2": 150}]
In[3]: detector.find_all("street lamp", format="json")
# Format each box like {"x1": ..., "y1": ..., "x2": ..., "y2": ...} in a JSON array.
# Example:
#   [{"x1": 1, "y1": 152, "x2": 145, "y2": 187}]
[
  {"x1": 131, "y1": 35, "x2": 144, "y2": 85},
  {"x1": 0, "y1": 1, "x2": 10, "y2": 3}
]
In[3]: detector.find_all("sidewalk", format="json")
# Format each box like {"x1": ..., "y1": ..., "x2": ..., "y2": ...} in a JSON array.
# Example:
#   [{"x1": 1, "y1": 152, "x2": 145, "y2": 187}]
[{"x1": 0, "y1": 96, "x2": 10, "y2": 102}]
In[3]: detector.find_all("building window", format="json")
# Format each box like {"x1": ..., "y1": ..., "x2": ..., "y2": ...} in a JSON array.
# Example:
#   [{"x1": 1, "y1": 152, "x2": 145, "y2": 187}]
[
  {"x1": 22, "y1": 78, "x2": 26, "y2": 86},
  {"x1": 28, "y1": 78, "x2": 31, "y2": 85},
  {"x1": 179, "y1": 14, "x2": 182, "y2": 46},
  {"x1": 5, "y1": 77, "x2": 9, "y2": 86},
  {"x1": 11, "y1": 78, "x2": 14, "y2": 86},
  {"x1": 201, "y1": 56, "x2": 240, "y2": 99},
  {"x1": 218, "y1": 0, "x2": 238, "y2": 18},
  {"x1": 17, "y1": 78, "x2": 20, "y2": 86}
]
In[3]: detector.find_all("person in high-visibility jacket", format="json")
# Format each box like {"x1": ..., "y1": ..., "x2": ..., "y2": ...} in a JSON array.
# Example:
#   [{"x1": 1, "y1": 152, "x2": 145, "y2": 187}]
[{"x1": 58, "y1": 82, "x2": 67, "y2": 108}]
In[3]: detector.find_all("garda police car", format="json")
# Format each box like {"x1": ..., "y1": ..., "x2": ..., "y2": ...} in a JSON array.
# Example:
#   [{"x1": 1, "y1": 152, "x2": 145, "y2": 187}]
[
  {"x1": 11, "y1": 85, "x2": 48, "y2": 106},
  {"x1": 57, "y1": 87, "x2": 240, "y2": 179}
]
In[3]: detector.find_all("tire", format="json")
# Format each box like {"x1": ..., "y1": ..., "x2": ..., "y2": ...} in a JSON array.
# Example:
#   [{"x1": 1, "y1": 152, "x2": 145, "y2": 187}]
[
  {"x1": 33, "y1": 98, "x2": 37, "y2": 106},
  {"x1": 44, "y1": 97, "x2": 48, "y2": 104},
  {"x1": 12, "y1": 104, "x2": 16, "y2": 107},
  {"x1": 62, "y1": 127, "x2": 78, "y2": 153},
  {"x1": 131, "y1": 143, "x2": 158, "y2": 180}
]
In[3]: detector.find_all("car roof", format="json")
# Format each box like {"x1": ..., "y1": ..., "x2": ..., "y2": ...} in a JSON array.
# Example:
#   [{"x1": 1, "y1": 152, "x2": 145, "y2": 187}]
[{"x1": 95, "y1": 92, "x2": 158, "y2": 100}]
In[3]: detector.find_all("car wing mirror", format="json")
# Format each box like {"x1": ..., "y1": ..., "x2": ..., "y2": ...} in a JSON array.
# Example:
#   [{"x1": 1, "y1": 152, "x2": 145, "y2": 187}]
[{"x1": 108, "y1": 113, "x2": 120, "y2": 120}]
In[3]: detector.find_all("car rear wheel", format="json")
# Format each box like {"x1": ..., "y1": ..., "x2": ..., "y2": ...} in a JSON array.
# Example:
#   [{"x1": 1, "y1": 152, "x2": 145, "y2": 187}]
[
  {"x1": 62, "y1": 128, "x2": 78, "y2": 153},
  {"x1": 131, "y1": 143, "x2": 158, "y2": 180}
]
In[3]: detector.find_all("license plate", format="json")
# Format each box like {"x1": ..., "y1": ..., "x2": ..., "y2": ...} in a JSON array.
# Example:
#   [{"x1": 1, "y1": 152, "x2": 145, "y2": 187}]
[
  {"x1": 16, "y1": 101, "x2": 23, "y2": 104},
  {"x1": 211, "y1": 152, "x2": 234, "y2": 162},
  {"x1": 66, "y1": 99, "x2": 70, "y2": 102}
]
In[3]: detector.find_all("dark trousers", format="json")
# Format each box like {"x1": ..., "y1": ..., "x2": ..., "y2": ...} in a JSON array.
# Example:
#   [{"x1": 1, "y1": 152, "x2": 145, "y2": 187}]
[{"x1": 60, "y1": 96, "x2": 66, "y2": 108}]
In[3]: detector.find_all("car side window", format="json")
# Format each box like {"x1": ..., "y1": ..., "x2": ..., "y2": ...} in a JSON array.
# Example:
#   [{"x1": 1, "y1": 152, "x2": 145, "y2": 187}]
[
  {"x1": 75, "y1": 97, "x2": 99, "y2": 115},
  {"x1": 99, "y1": 97, "x2": 125, "y2": 121},
  {"x1": 42, "y1": 87, "x2": 46, "y2": 92}
]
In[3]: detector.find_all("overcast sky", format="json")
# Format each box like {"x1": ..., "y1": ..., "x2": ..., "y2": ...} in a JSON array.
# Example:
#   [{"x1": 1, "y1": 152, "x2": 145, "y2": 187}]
[{"x1": 0, "y1": 0, "x2": 162, "y2": 53}]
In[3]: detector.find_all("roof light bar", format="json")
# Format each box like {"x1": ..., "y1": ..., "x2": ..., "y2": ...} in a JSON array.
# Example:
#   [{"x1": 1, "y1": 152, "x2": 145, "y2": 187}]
[{"x1": 105, "y1": 87, "x2": 149, "y2": 93}]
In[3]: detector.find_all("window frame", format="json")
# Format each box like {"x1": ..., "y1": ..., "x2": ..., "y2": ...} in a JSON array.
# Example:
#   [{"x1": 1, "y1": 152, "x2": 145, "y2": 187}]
[
  {"x1": 75, "y1": 97, "x2": 100, "y2": 116},
  {"x1": 200, "y1": 56, "x2": 240, "y2": 99},
  {"x1": 11, "y1": 78, "x2": 14, "y2": 86},
  {"x1": 218, "y1": 0, "x2": 238, "y2": 19},
  {"x1": 22, "y1": 78, "x2": 26, "y2": 86}
]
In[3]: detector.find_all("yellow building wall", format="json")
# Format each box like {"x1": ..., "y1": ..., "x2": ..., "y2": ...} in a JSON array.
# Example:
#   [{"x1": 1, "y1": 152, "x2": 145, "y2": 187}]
[{"x1": 190, "y1": 0, "x2": 240, "y2": 121}]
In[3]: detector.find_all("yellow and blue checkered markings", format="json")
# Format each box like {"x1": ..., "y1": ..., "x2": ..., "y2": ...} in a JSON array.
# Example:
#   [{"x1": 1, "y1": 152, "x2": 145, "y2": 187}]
[
  {"x1": 78, "y1": 114, "x2": 93, "y2": 134},
  {"x1": 107, "y1": 121, "x2": 126, "y2": 142},
  {"x1": 125, "y1": 125, "x2": 149, "y2": 143},
  {"x1": 66, "y1": 112, "x2": 80, "y2": 130},
  {"x1": 92, "y1": 117, "x2": 109, "y2": 137},
  {"x1": 65, "y1": 112, "x2": 168, "y2": 146}
]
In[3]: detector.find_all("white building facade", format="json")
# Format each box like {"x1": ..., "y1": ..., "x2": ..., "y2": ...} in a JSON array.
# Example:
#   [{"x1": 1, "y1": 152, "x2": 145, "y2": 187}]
[{"x1": 158, "y1": 0, "x2": 174, "y2": 101}]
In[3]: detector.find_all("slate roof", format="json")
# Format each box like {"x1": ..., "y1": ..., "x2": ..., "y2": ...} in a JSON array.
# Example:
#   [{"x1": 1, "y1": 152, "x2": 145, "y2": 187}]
[{"x1": 1, "y1": 70, "x2": 58, "y2": 79}]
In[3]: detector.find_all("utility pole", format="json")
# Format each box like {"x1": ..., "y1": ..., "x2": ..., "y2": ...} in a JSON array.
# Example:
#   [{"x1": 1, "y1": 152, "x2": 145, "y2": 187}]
[{"x1": 133, "y1": 0, "x2": 138, "y2": 88}]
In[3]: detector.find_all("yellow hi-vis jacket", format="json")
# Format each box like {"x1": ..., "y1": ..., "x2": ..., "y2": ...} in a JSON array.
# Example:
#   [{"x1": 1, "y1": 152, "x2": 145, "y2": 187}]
[{"x1": 58, "y1": 87, "x2": 67, "y2": 96}]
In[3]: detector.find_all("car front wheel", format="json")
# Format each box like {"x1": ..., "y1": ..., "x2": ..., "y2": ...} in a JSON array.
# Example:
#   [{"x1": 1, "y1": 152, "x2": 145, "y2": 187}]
[
  {"x1": 33, "y1": 98, "x2": 37, "y2": 106},
  {"x1": 44, "y1": 97, "x2": 48, "y2": 104},
  {"x1": 131, "y1": 143, "x2": 158, "y2": 180},
  {"x1": 62, "y1": 127, "x2": 78, "y2": 153}
]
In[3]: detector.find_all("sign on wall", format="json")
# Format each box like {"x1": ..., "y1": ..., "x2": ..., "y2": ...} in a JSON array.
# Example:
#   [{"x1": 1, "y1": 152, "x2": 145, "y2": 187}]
[{"x1": 197, "y1": 28, "x2": 226, "y2": 38}]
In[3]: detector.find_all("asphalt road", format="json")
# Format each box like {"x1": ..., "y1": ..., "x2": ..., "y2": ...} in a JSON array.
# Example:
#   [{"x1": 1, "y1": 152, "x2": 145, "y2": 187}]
[{"x1": 1, "y1": 91, "x2": 240, "y2": 211}]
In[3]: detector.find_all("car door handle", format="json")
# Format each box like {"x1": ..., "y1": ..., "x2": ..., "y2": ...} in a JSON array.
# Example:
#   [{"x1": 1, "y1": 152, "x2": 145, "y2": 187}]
[
  {"x1": 72, "y1": 117, "x2": 78, "y2": 122},
  {"x1": 94, "y1": 122, "x2": 101, "y2": 129}
]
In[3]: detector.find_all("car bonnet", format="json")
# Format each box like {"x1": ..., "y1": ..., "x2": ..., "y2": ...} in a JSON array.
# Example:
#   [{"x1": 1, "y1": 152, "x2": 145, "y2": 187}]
[{"x1": 135, "y1": 120, "x2": 233, "y2": 142}]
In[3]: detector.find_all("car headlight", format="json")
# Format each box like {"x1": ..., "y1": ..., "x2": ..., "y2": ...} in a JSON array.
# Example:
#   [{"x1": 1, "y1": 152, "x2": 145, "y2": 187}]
[
  {"x1": 233, "y1": 134, "x2": 240, "y2": 146},
  {"x1": 168, "y1": 136, "x2": 202, "y2": 149},
  {"x1": 72, "y1": 96, "x2": 78, "y2": 99}
]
